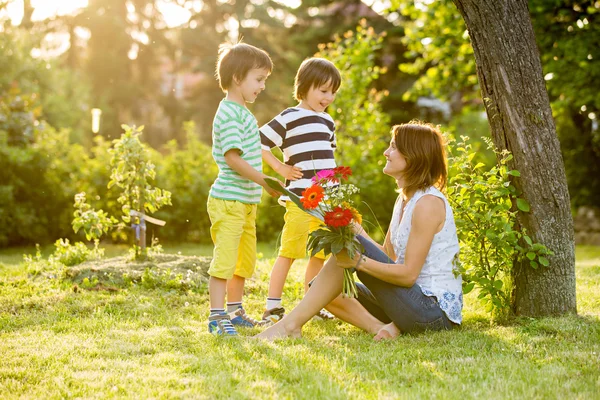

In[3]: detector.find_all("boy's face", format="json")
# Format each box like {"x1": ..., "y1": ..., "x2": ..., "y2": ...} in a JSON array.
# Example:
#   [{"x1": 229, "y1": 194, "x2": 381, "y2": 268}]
[
  {"x1": 302, "y1": 80, "x2": 337, "y2": 113},
  {"x1": 235, "y1": 67, "x2": 270, "y2": 103}
]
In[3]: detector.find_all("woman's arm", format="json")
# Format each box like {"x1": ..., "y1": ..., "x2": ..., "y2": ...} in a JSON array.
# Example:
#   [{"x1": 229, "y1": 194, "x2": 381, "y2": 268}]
[
  {"x1": 353, "y1": 225, "x2": 396, "y2": 260},
  {"x1": 338, "y1": 195, "x2": 445, "y2": 287}
]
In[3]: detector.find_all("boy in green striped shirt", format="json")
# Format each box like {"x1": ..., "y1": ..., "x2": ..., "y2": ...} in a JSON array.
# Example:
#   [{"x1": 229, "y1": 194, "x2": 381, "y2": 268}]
[{"x1": 207, "y1": 42, "x2": 280, "y2": 336}]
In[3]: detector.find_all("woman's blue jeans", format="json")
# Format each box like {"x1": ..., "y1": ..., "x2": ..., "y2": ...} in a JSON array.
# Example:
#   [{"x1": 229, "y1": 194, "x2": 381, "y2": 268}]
[{"x1": 354, "y1": 235, "x2": 455, "y2": 334}]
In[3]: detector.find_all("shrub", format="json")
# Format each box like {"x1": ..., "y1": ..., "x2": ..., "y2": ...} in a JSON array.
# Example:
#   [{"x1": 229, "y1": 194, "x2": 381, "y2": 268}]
[{"x1": 447, "y1": 135, "x2": 553, "y2": 319}]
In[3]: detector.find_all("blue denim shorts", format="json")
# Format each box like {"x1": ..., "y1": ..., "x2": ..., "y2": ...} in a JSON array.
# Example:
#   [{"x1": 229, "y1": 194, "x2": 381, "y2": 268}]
[{"x1": 354, "y1": 235, "x2": 455, "y2": 334}]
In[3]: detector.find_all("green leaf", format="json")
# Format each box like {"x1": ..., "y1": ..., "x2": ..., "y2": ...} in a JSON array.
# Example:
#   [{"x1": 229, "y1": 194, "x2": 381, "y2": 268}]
[
  {"x1": 526, "y1": 252, "x2": 536, "y2": 260},
  {"x1": 507, "y1": 170, "x2": 521, "y2": 177},
  {"x1": 539, "y1": 256, "x2": 550, "y2": 267},
  {"x1": 493, "y1": 280, "x2": 503, "y2": 289},
  {"x1": 463, "y1": 282, "x2": 475, "y2": 294},
  {"x1": 524, "y1": 235, "x2": 533, "y2": 246},
  {"x1": 517, "y1": 198, "x2": 530, "y2": 212},
  {"x1": 331, "y1": 239, "x2": 344, "y2": 255},
  {"x1": 530, "y1": 260, "x2": 539, "y2": 269},
  {"x1": 485, "y1": 230, "x2": 497, "y2": 240}
]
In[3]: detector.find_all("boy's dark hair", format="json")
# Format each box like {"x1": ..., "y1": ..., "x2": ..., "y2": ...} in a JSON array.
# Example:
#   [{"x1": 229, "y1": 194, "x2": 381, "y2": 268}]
[
  {"x1": 294, "y1": 58, "x2": 341, "y2": 101},
  {"x1": 216, "y1": 42, "x2": 273, "y2": 92}
]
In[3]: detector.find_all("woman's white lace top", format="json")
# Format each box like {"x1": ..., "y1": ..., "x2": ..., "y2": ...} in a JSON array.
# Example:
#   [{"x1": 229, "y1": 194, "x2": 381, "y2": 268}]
[{"x1": 390, "y1": 186, "x2": 463, "y2": 324}]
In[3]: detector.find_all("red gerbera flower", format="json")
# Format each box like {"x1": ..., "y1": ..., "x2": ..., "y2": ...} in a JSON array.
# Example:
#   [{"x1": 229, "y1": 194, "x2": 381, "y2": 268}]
[
  {"x1": 324, "y1": 207, "x2": 353, "y2": 228},
  {"x1": 301, "y1": 185, "x2": 325, "y2": 209},
  {"x1": 333, "y1": 166, "x2": 352, "y2": 181}
]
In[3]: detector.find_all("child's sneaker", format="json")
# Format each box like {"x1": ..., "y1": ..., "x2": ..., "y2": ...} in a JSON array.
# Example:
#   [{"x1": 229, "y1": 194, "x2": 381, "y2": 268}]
[
  {"x1": 229, "y1": 307, "x2": 263, "y2": 328},
  {"x1": 261, "y1": 306, "x2": 286, "y2": 325},
  {"x1": 312, "y1": 308, "x2": 335, "y2": 321},
  {"x1": 208, "y1": 313, "x2": 238, "y2": 337}
]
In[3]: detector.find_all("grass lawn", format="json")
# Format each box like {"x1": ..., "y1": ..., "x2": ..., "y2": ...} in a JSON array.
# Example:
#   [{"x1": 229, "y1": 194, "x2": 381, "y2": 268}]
[{"x1": 0, "y1": 244, "x2": 599, "y2": 399}]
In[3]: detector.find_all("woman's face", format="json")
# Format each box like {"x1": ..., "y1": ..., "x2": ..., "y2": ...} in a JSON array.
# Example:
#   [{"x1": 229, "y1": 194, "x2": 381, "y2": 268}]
[{"x1": 383, "y1": 138, "x2": 407, "y2": 178}]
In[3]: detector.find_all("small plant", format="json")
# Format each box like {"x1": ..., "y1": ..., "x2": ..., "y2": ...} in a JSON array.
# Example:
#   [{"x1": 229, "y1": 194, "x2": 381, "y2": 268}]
[
  {"x1": 50, "y1": 238, "x2": 104, "y2": 267},
  {"x1": 109, "y1": 125, "x2": 172, "y2": 260},
  {"x1": 72, "y1": 192, "x2": 118, "y2": 242},
  {"x1": 140, "y1": 267, "x2": 198, "y2": 292},
  {"x1": 23, "y1": 244, "x2": 46, "y2": 276},
  {"x1": 448, "y1": 135, "x2": 553, "y2": 319}
]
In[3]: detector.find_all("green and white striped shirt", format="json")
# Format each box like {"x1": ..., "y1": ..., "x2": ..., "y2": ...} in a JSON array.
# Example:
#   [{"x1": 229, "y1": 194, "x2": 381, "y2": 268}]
[{"x1": 209, "y1": 100, "x2": 263, "y2": 204}]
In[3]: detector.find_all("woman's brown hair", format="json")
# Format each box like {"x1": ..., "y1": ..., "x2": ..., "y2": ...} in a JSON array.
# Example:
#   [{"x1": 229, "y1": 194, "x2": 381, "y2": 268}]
[{"x1": 392, "y1": 120, "x2": 447, "y2": 195}]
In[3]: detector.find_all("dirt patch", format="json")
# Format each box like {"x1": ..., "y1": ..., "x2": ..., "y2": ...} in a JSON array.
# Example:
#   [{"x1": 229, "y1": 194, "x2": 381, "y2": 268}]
[{"x1": 65, "y1": 254, "x2": 211, "y2": 290}]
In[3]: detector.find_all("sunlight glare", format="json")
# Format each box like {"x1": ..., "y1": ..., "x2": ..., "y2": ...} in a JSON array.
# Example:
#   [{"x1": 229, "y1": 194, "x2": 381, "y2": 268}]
[
  {"x1": 156, "y1": 1, "x2": 191, "y2": 28},
  {"x1": 31, "y1": 0, "x2": 89, "y2": 21}
]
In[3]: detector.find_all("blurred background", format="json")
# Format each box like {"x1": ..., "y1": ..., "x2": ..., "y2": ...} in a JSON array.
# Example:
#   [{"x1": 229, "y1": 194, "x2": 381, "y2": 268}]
[{"x1": 0, "y1": 0, "x2": 598, "y2": 248}]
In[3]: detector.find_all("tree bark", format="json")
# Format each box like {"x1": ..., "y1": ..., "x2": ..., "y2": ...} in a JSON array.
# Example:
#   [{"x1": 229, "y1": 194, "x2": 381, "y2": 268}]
[{"x1": 452, "y1": 0, "x2": 576, "y2": 316}]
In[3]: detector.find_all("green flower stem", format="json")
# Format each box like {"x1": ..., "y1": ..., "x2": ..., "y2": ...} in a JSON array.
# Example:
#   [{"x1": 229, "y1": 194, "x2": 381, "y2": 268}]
[{"x1": 342, "y1": 269, "x2": 358, "y2": 298}]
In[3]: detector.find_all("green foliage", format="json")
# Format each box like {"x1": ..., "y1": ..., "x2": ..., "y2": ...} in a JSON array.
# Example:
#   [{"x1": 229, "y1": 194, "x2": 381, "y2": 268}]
[
  {"x1": 392, "y1": 0, "x2": 478, "y2": 108},
  {"x1": 0, "y1": 87, "x2": 40, "y2": 146},
  {"x1": 0, "y1": 27, "x2": 91, "y2": 143},
  {"x1": 317, "y1": 21, "x2": 396, "y2": 240},
  {"x1": 109, "y1": 125, "x2": 172, "y2": 220},
  {"x1": 0, "y1": 101, "x2": 87, "y2": 246},
  {"x1": 448, "y1": 136, "x2": 553, "y2": 319},
  {"x1": 108, "y1": 125, "x2": 172, "y2": 259},
  {"x1": 72, "y1": 192, "x2": 118, "y2": 241},
  {"x1": 50, "y1": 238, "x2": 104, "y2": 267},
  {"x1": 387, "y1": 0, "x2": 600, "y2": 208},
  {"x1": 139, "y1": 267, "x2": 199, "y2": 292},
  {"x1": 529, "y1": 0, "x2": 600, "y2": 207},
  {"x1": 154, "y1": 122, "x2": 217, "y2": 242}
]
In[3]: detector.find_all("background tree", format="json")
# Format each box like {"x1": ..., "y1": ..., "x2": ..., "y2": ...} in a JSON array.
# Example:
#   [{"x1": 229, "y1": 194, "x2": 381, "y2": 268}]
[
  {"x1": 529, "y1": 0, "x2": 600, "y2": 208},
  {"x1": 450, "y1": 0, "x2": 576, "y2": 316}
]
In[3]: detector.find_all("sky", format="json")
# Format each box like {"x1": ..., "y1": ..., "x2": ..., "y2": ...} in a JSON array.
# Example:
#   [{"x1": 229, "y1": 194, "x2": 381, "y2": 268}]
[
  {"x1": 3, "y1": 0, "x2": 311, "y2": 28},
  {"x1": 2, "y1": 0, "x2": 390, "y2": 58},
  {"x1": 5, "y1": 0, "x2": 193, "y2": 28}
]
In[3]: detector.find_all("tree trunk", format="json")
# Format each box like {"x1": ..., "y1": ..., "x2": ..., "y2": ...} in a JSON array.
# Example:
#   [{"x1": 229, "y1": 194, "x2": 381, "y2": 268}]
[
  {"x1": 452, "y1": 0, "x2": 576, "y2": 316},
  {"x1": 20, "y1": 0, "x2": 34, "y2": 29}
]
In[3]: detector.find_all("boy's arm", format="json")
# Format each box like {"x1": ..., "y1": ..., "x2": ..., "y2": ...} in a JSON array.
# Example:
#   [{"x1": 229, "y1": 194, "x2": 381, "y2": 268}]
[
  {"x1": 224, "y1": 149, "x2": 281, "y2": 197},
  {"x1": 262, "y1": 149, "x2": 303, "y2": 181}
]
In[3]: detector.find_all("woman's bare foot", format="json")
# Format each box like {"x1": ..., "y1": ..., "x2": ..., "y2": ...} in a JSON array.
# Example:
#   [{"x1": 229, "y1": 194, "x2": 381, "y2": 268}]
[
  {"x1": 254, "y1": 318, "x2": 302, "y2": 341},
  {"x1": 374, "y1": 322, "x2": 400, "y2": 341}
]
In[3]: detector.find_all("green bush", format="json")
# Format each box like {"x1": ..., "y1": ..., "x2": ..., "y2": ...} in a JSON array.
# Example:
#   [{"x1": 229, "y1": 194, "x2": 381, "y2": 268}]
[
  {"x1": 448, "y1": 135, "x2": 552, "y2": 319},
  {"x1": 154, "y1": 122, "x2": 217, "y2": 243},
  {"x1": 51, "y1": 238, "x2": 104, "y2": 267},
  {"x1": 0, "y1": 95, "x2": 88, "y2": 246}
]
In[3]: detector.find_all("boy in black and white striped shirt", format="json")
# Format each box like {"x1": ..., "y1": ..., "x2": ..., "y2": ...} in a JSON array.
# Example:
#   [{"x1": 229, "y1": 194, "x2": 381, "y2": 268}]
[{"x1": 260, "y1": 58, "x2": 341, "y2": 324}]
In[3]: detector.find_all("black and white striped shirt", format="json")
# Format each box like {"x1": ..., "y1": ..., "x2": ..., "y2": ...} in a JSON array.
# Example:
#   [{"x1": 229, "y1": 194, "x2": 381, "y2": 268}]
[{"x1": 260, "y1": 107, "x2": 337, "y2": 203}]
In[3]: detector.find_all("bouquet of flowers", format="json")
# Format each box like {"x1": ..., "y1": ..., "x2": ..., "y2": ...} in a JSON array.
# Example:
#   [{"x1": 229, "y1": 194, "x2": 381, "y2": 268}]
[{"x1": 266, "y1": 166, "x2": 363, "y2": 297}]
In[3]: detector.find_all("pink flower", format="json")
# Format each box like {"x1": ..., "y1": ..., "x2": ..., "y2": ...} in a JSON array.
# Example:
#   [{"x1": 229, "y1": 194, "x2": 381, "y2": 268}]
[{"x1": 311, "y1": 169, "x2": 337, "y2": 184}]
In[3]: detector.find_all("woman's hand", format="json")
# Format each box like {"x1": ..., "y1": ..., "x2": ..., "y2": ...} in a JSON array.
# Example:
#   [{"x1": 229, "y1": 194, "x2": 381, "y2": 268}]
[
  {"x1": 350, "y1": 221, "x2": 364, "y2": 235},
  {"x1": 334, "y1": 249, "x2": 362, "y2": 269}
]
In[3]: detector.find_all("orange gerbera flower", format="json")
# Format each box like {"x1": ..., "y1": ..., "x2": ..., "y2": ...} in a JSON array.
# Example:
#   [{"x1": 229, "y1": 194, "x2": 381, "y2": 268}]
[
  {"x1": 342, "y1": 202, "x2": 362, "y2": 224},
  {"x1": 324, "y1": 207, "x2": 353, "y2": 228},
  {"x1": 301, "y1": 185, "x2": 325, "y2": 209},
  {"x1": 333, "y1": 166, "x2": 352, "y2": 180}
]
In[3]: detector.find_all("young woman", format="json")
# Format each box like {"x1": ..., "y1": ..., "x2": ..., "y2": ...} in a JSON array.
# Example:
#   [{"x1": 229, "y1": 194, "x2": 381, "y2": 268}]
[{"x1": 257, "y1": 121, "x2": 462, "y2": 340}]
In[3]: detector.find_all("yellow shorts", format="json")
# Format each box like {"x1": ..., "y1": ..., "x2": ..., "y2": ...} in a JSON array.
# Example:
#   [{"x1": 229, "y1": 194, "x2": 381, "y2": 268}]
[
  {"x1": 207, "y1": 197, "x2": 257, "y2": 279},
  {"x1": 279, "y1": 201, "x2": 327, "y2": 260}
]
